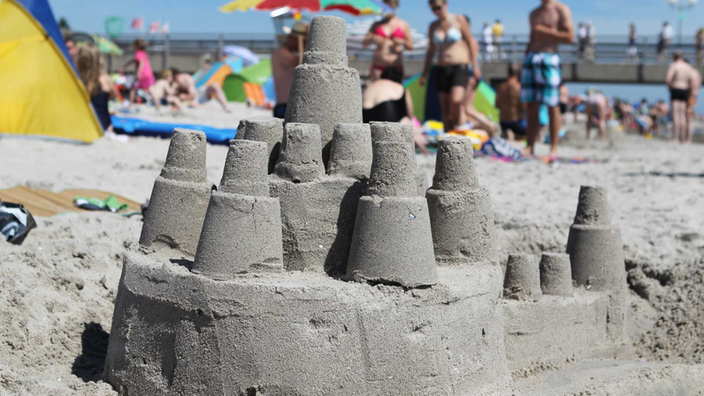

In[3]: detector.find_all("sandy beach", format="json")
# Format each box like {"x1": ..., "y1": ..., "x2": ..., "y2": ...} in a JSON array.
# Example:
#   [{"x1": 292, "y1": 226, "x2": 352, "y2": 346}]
[{"x1": 0, "y1": 104, "x2": 703, "y2": 394}]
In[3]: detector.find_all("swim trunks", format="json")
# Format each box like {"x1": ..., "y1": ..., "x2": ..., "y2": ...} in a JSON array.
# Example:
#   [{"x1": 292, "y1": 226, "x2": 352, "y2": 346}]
[
  {"x1": 434, "y1": 64, "x2": 471, "y2": 94},
  {"x1": 520, "y1": 52, "x2": 562, "y2": 107},
  {"x1": 670, "y1": 88, "x2": 690, "y2": 102},
  {"x1": 500, "y1": 120, "x2": 527, "y2": 137}
]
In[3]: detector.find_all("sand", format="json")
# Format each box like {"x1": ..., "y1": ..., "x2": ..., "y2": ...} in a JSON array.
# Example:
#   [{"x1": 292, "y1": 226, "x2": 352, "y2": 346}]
[{"x1": 1, "y1": 107, "x2": 703, "y2": 394}]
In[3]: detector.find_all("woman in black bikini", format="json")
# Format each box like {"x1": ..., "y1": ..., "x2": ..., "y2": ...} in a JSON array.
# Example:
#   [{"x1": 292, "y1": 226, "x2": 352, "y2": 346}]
[
  {"x1": 421, "y1": 0, "x2": 477, "y2": 132},
  {"x1": 76, "y1": 44, "x2": 117, "y2": 131}
]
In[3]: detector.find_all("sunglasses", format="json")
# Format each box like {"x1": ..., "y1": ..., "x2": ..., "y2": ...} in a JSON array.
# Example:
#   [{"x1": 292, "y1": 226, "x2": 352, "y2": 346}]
[{"x1": 432, "y1": 5, "x2": 443, "y2": 11}]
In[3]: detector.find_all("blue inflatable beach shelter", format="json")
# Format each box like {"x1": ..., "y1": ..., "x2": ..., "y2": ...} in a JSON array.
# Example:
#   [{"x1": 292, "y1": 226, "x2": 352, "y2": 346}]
[{"x1": 0, "y1": 0, "x2": 103, "y2": 142}]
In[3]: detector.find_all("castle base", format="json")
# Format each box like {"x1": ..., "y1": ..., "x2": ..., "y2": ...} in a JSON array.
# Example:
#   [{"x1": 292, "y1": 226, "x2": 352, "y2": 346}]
[{"x1": 103, "y1": 249, "x2": 512, "y2": 396}]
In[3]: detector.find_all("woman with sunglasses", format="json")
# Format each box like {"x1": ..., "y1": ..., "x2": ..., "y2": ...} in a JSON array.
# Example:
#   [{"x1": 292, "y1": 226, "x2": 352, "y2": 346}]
[
  {"x1": 363, "y1": 0, "x2": 413, "y2": 82},
  {"x1": 421, "y1": 0, "x2": 478, "y2": 132}
]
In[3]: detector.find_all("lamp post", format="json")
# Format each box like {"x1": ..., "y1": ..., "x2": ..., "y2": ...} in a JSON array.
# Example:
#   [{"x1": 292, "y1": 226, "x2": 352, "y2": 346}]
[{"x1": 669, "y1": 0, "x2": 697, "y2": 47}]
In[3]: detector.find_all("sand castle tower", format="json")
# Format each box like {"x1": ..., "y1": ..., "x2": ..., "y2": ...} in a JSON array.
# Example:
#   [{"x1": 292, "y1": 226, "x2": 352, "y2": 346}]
[
  {"x1": 539, "y1": 253, "x2": 574, "y2": 297},
  {"x1": 138, "y1": 128, "x2": 212, "y2": 255},
  {"x1": 503, "y1": 254, "x2": 542, "y2": 301},
  {"x1": 269, "y1": 121, "x2": 370, "y2": 275},
  {"x1": 426, "y1": 137, "x2": 496, "y2": 265},
  {"x1": 235, "y1": 116, "x2": 284, "y2": 174},
  {"x1": 284, "y1": 15, "x2": 363, "y2": 163},
  {"x1": 346, "y1": 128, "x2": 438, "y2": 287},
  {"x1": 567, "y1": 185, "x2": 627, "y2": 337},
  {"x1": 192, "y1": 140, "x2": 283, "y2": 278}
]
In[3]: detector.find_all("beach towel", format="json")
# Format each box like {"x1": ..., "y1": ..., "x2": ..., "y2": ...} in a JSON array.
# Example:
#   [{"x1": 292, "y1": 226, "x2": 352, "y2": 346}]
[
  {"x1": 480, "y1": 137, "x2": 522, "y2": 160},
  {"x1": 0, "y1": 201, "x2": 36, "y2": 245},
  {"x1": 0, "y1": 186, "x2": 141, "y2": 217},
  {"x1": 73, "y1": 195, "x2": 129, "y2": 213}
]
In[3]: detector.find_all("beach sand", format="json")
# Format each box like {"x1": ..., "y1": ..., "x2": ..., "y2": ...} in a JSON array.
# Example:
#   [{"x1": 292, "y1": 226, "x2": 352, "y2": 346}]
[{"x1": 0, "y1": 107, "x2": 702, "y2": 394}]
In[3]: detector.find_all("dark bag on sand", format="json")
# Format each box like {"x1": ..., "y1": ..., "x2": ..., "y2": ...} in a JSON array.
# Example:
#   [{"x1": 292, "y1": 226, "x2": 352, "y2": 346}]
[{"x1": 0, "y1": 201, "x2": 37, "y2": 245}]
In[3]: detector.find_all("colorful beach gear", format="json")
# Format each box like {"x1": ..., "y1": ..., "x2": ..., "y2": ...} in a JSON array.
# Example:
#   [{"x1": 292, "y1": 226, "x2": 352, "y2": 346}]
[
  {"x1": 219, "y1": 0, "x2": 391, "y2": 16},
  {"x1": 0, "y1": 0, "x2": 103, "y2": 142}
]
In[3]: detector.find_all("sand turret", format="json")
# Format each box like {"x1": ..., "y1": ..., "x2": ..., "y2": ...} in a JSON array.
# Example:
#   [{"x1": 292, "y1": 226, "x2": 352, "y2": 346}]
[
  {"x1": 503, "y1": 254, "x2": 542, "y2": 301},
  {"x1": 567, "y1": 186, "x2": 627, "y2": 338},
  {"x1": 192, "y1": 140, "x2": 283, "y2": 279},
  {"x1": 236, "y1": 116, "x2": 284, "y2": 174},
  {"x1": 539, "y1": 253, "x2": 574, "y2": 297},
  {"x1": 369, "y1": 121, "x2": 428, "y2": 195},
  {"x1": 327, "y1": 123, "x2": 373, "y2": 179},
  {"x1": 567, "y1": 186, "x2": 626, "y2": 291},
  {"x1": 285, "y1": 16, "x2": 363, "y2": 163},
  {"x1": 426, "y1": 137, "x2": 496, "y2": 265},
  {"x1": 138, "y1": 128, "x2": 212, "y2": 255},
  {"x1": 270, "y1": 122, "x2": 368, "y2": 275},
  {"x1": 346, "y1": 140, "x2": 437, "y2": 287},
  {"x1": 274, "y1": 123, "x2": 325, "y2": 183}
]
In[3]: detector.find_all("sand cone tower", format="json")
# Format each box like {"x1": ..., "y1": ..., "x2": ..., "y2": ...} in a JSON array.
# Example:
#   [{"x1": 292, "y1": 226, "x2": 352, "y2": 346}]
[
  {"x1": 236, "y1": 116, "x2": 284, "y2": 174},
  {"x1": 327, "y1": 123, "x2": 372, "y2": 179},
  {"x1": 346, "y1": 140, "x2": 437, "y2": 287},
  {"x1": 539, "y1": 253, "x2": 574, "y2": 297},
  {"x1": 567, "y1": 185, "x2": 627, "y2": 338},
  {"x1": 503, "y1": 254, "x2": 542, "y2": 301},
  {"x1": 426, "y1": 137, "x2": 496, "y2": 265},
  {"x1": 284, "y1": 16, "x2": 363, "y2": 163},
  {"x1": 192, "y1": 140, "x2": 283, "y2": 279},
  {"x1": 369, "y1": 122, "x2": 428, "y2": 195},
  {"x1": 138, "y1": 128, "x2": 212, "y2": 255},
  {"x1": 275, "y1": 123, "x2": 325, "y2": 183},
  {"x1": 567, "y1": 186, "x2": 626, "y2": 291}
]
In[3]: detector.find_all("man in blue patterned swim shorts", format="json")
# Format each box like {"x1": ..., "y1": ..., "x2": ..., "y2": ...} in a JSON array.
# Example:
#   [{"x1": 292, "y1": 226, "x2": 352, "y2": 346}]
[{"x1": 521, "y1": 0, "x2": 574, "y2": 156}]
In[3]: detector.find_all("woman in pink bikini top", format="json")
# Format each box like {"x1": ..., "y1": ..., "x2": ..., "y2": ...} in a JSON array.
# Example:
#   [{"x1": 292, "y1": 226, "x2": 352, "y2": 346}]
[{"x1": 362, "y1": 0, "x2": 413, "y2": 81}]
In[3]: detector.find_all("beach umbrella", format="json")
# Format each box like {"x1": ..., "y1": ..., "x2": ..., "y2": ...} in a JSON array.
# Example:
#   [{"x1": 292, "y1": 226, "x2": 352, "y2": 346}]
[
  {"x1": 222, "y1": 45, "x2": 260, "y2": 66},
  {"x1": 219, "y1": 0, "x2": 391, "y2": 16},
  {"x1": 92, "y1": 35, "x2": 123, "y2": 56}
]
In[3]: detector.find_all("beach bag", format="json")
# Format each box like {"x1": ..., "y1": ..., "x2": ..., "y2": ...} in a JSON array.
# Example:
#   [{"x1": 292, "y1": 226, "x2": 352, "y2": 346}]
[
  {"x1": 0, "y1": 201, "x2": 37, "y2": 245},
  {"x1": 481, "y1": 137, "x2": 522, "y2": 160}
]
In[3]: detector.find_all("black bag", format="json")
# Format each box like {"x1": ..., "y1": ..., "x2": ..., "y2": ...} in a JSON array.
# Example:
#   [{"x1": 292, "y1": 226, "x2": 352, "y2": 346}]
[{"x1": 0, "y1": 201, "x2": 37, "y2": 245}]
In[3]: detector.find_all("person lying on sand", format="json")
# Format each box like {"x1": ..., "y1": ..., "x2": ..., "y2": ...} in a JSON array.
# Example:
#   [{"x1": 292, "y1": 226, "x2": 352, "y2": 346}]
[{"x1": 171, "y1": 68, "x2": 231, "y2": 113}]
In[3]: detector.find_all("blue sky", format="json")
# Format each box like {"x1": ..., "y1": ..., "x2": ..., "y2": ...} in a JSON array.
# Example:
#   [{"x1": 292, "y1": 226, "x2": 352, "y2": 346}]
[{"x1": 51, "y1": 0, "x2": 704, "y2": 36}]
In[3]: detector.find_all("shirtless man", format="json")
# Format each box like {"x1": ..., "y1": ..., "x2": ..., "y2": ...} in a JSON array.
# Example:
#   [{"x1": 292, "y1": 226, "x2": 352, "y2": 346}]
[
  {"x1": 496, "y1": 64, "x2": 526, "y2": 140},
  {"x1": 666, "y1": 51, "x2": 701, "y2": 142},
  {"x1": 520, "y1": 0, "x2": 574, "y2": 156},
  {"x1": 272, "y1": 22, "x2": 309, "y2": 119},
  {"x1": 171, "y1": 68, "x2": 231, "y2": 113}
]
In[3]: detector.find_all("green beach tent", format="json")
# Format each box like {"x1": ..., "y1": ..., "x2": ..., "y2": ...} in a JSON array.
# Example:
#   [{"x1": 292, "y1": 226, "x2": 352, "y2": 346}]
[
  {"x1": 404, "y1": 72, "x2": 499, "y2": 123},
  {"x1": 223, "y1": 59, "x2": 272, "y2": 102}
]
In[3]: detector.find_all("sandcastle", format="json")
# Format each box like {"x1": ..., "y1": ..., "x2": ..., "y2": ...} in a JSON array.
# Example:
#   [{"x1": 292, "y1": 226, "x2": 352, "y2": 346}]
[{"x1": 104, "y1": 16, "x2": 636, "y2": 395}]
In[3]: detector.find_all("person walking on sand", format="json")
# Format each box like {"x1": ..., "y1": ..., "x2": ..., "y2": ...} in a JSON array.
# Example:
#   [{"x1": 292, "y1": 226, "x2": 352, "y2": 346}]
[
  {"x1": 171, "y1": 68, "x2": 232, "y2": 113},
  {"x1": 496, "y1": 64, "x2": 527, "y2": 141},
  {"x1": 421, "y1": 0, "x2": 478, "y2": 132},
  {"x1": 520, "y1": 0, "x2": 574, "y2": 156},
  {"x1": 272, "y1": 22, "x2": 309, "y2": 119},
  {"x1": 666, "y1": 51, "x2": 701, "y2": 143},
  {"x1": 461, "y1": 16, "x2": 497, "y2": 135},
  {"x1": 363, "y1": 0, "x2": 413, "y2": 82},
  {"x1": 120, "y1": 39, "x2": 155, "y2": 110}
]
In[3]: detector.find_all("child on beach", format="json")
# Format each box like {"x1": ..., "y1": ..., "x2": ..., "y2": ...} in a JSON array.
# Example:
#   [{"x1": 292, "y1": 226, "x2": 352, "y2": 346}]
[
  {"x1": 76, "y1": 44, "x2": 117, "y2": 131},
  {"x1": 120, "y1": 39, "x2": 155, "y2": 109}
]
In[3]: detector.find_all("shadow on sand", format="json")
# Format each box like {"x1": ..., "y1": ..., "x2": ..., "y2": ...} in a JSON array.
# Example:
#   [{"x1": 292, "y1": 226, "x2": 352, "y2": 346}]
[{"x1": 71, "y1": 322, "x2": 110, "y2": 382}]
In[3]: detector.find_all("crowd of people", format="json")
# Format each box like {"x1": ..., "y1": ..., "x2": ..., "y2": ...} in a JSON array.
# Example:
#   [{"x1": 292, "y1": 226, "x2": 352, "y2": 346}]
[{"x1": 67, "y1": 0, "x2": 702, "y2": 150}]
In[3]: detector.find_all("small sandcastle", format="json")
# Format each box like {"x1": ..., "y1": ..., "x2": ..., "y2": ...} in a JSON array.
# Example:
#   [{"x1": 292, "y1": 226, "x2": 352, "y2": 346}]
[{"x1": 103, "y1": 16, "x2": 630, "y2": 395}]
